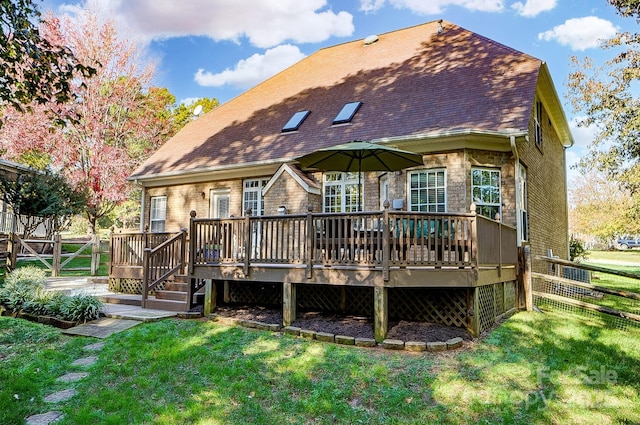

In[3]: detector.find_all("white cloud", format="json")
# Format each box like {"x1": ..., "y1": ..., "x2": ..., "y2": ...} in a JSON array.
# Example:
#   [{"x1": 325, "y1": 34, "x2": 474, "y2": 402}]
[
  {"x1": 194, "y1": 44, "x2": 306, "y2": 89},
  {"x1": 511, "y1": 0, "x2": 556, "y2": 17},
  {"x1": 112, "y1": 0, "x2": 353, "y2": 49},
  {"x1": 538, "y1": 16, "x2": 618, "y2": 51},
  {"x1": 569, "y1": 116, "x2": 597, "y2": 150},
  {"x1": 359, "y1": 0, "x2": 504, "y2": 14}
]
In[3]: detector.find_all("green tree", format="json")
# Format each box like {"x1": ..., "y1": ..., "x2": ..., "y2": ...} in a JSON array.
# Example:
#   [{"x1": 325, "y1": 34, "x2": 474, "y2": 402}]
[
  {"x1": 567, "y1": 0, "x2": 640, "y2": 195},
  {"x1": 171, "y1": 97, "x2": 219, "y2": 133},
  {"x1": 0, "y1": 169, "x2": 87, "y2": 238},
  {"x1": 0, "y1": 0, "x2": 94, "y2": 117}
]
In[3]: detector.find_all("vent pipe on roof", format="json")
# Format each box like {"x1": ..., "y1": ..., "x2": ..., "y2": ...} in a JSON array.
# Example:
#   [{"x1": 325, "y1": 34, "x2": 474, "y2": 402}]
[
  {"x1": 363, "y1": 34, "x2": 379, "y2": 46},
  {"x1": 437, "y1": 19, "x2": 444, "y2": 34}
]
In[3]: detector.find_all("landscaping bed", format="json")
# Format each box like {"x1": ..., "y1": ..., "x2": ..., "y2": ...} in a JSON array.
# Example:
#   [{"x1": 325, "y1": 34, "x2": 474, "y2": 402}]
[{"x1": 214, "y1": 305, "x2": 472, "y2": 342}]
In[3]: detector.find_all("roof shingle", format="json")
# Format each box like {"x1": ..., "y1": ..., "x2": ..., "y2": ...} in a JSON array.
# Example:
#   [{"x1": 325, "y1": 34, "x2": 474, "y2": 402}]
[{"x1": 132, "y1": 20, "x2": 542, "y2": 180}]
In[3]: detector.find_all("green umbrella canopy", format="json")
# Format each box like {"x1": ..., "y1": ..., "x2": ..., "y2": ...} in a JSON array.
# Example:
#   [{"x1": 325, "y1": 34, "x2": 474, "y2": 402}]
[
  {"x1": 296, "y1": 141, "x2": 424, "y2": 172},
  {"x1": 296, "y1": 141, "x2": 424, "y2": 211}
]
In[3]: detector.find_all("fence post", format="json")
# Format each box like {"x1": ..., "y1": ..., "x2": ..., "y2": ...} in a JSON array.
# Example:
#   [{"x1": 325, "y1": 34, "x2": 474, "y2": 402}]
[
  {"x1": 90, "y1": 234, "x2": 100, "y2": 276},
  {"x1": 522, "y1": 244, "x2": 532, "y2": 311},
  {"x1": 6, "y1": 232, "x2": 17, "y2": 272},
  {"x1": 52, "y1": 234, "x2": 62, "y2": 277}
]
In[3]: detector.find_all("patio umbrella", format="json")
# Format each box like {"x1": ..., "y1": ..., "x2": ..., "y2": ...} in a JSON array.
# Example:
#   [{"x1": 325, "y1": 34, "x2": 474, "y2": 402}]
[{"x1": 296, "y1": 140, "x2": 424, "y2": 210}]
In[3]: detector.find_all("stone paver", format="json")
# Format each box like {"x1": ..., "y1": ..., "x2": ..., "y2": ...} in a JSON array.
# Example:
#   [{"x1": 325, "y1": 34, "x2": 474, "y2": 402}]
[
  {"x1": 25, "y1": 411, "x2": 63, "y2": 425},
  {"x1": 56, "y1": 372, "x2": 89, "y2": 383},
  {"x1": 72, "y1": 356, "x2": 98, "y2": 367},
  {"x1": 83, "y1": 342, "x2": 105, "y2": 351},
  {"x1": 62, "y1": 318, "x2": 141, "y2": 338},
  {"x1": 44, "y1": 389, "x2": 77, "y2": 403}
]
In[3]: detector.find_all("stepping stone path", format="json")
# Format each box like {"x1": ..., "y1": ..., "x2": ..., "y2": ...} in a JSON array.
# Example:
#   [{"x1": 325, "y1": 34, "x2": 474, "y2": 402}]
[{"x1": 25, "y1": 342, "x2": 104, "y2": 425}]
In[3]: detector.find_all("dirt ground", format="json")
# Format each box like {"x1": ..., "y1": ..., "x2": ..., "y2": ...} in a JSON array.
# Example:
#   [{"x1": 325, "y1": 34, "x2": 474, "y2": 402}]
[{"x1": 214, "y1": 305, "x2": 472, "y2": 342}]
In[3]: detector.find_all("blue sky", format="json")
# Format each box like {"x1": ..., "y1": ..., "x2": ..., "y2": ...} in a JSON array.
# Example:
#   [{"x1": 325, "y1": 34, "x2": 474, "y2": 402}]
[{"x1": 41, "y1": 0, "x2": 638, "y2": 179}]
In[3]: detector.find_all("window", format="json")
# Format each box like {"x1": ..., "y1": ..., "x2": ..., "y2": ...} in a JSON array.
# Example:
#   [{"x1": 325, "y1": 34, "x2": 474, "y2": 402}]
[
  {"x1": 210, "y1": 189, "x2": 230, "y2": 218},
  {"x1": 282, "y1": 110, "x2": 310, "y2": 132},
  {"x1": 408, "y1": 169, "x2": 446, "y2": 212},
  {"x1": 243, "y1": 178, "x2": 269, "y2": 216},
  {"x1": 323, "y1": 172, "x2": 361, "y2": 212},
  {"x1": 517, "y1": 163, "x2": 529, "y2": 243},
  {"x1": 333, "y1": 101, "x2": 362, "y2": 125},
  {"x1": 472, "y1": 168, "x2": 501, "y2": 220},
  {"x1": 149, "y1": 196, "x2": 166, "y2": 232},
  {"x1": 534, "y1": 100, "x2": 543, "y2": 150}
]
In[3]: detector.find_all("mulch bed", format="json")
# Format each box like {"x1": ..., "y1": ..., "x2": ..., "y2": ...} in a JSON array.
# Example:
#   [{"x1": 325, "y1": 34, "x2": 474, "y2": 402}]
[{"x1": 214, "y1": 305, "x2": 472, "y2": 342}]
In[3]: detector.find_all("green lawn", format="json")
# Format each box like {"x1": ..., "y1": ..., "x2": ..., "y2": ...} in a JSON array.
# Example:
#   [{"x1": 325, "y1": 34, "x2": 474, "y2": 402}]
[
  {"x1": 1, "y1": 310, "x2": 639, "y2": 425},
  {"x1": 586, "y1": 249, "x2": 640, "y2": 264}
]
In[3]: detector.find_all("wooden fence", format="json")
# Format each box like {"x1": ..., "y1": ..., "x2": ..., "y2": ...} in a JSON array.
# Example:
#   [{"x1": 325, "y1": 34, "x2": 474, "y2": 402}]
[
  {"x1": 4, "y1": 233, "x2": 106, "y2": 276},
  {"x1": 521, "y1": 250, "x2": 640, "y2": 330}
]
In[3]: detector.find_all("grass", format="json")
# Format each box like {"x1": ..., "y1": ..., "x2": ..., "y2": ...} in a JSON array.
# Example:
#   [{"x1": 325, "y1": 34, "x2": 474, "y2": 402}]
[{"x1": 1, "y1": 310, "x2": 639, "y2": 424}]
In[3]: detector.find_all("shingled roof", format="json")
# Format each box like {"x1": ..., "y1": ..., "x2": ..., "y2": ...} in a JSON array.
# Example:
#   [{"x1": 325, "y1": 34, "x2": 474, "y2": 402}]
[{"x1": 131, "y1": 20, "x2": 569, "y2": 182}]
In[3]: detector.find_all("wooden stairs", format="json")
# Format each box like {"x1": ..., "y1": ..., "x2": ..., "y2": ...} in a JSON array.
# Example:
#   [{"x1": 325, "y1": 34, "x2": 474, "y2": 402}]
[{"x1": 101, "y1": 275, "x2": 205, "y2": 312}]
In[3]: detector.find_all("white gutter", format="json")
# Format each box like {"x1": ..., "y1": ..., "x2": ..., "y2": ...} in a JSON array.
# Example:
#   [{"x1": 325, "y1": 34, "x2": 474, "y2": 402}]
[{"x1": 373, "y1": 128, "x2": 529, "y2": 145}]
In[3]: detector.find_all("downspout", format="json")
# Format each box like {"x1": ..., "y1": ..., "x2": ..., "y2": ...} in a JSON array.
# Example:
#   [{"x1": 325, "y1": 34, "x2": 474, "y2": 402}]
[
  {"x1": 137, "y1": 180, "x2": 146, "y2": 233},
  {"x1": 510, "y1": 135, "x2": 522, "y2": 247}
]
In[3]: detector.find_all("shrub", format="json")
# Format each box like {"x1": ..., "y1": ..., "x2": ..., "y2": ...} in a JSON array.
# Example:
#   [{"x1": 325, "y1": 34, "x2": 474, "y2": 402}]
[
  {"x1": 59, "y1": 294, "x2": 103, "y2": 323},
  {"x1": 22, "y1": 288, "x2": 57, "y2": 316},
  {"x1": 0, "y1": 266, "x2": 47, "y2": 312},
  {"x1": 569, "y1": 236, "x2": 588, "y2": 262}
]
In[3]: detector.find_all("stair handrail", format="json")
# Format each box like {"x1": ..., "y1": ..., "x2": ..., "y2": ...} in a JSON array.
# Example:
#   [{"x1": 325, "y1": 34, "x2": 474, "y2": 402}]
[{"x1": 142, "y1": 228, "x2": 188, "y2": 308}]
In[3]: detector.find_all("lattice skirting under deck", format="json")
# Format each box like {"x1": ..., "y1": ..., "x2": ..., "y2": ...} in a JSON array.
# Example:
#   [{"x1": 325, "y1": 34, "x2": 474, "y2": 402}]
[
  {"x1": 476, "y1": 281, "x2": 517, "y2": 334},
  {"x1": 108, "y1": 278, "x2": 165, "y2": 294}
]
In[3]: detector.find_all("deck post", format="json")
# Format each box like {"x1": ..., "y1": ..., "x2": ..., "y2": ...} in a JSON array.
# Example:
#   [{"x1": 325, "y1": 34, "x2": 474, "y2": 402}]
[
  {"x1": 204, "y1": 279, "x2": 216, "y2": 316},
  {"x1": 382, "y1": 201, "x2": 390, "y2": 281},
  {"x1": 223, "y1": 280, "x2": 230, "y2": 302},
  {"x1": 282, "y1": 281, "x2": 296, "y2": 326},
  {"x1": 469, "y1": 204, "x2": 479, "y2": 269},
  {"x1": 188, "y1": 211, "x2": 196, "y2": 275},
  {"x1": 141, "y1": 247, "x2": 151, "y2": 308},
  {"x1": 374, "y1": 286, "x2": 388, "y2": 342},
  {"x1": 471, "y1": 286, "x2": 480, "y2": 337},
  {"x1": 306, "y1": 204, "x2": 313, "y2": 279},
  {"x1": 243, "y1": 209, "x2": 252, "y2": 277}
]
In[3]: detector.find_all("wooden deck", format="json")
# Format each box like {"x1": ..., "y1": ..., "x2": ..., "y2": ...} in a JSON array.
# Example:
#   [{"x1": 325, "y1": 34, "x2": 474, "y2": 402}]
[{"x1": 110, "y1": 208, "x2": 520, "y2": 338}]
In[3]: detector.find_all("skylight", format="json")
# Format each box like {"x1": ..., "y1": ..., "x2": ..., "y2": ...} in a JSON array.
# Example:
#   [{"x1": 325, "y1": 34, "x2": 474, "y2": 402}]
[
  {"x1": 333, "y1": 101, "x2": 362, "y2": 125},
  {"x1": 282, "y1": 110, "x2": 310, "y2": 132}
]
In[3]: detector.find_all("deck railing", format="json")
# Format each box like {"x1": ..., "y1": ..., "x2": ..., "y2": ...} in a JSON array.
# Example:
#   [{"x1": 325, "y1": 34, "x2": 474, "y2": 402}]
[
  {"x1": 141, "y1": 229, "x2": 188, "y2": 308},
  {"x1": 189, "y1": 206, "x2": 517, "y2": 279}
]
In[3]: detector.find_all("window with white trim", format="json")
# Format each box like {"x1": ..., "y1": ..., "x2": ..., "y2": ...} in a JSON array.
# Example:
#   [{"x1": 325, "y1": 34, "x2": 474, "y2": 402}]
[
  {"x1": 243, "y1": 178, "x2": 269, "y2": 216},
  {"x1": 408, "y1": 169, "x2": 446, "y2": 212},
  {"x1": 472, "y1": 168, "x2": 501, "y2": 220},
  {"x1": 323, "y1": 172, "x2": 361, "y2": 213},
  {"x1": 149, "y1": 196, "x2": 166, "y2": 232}
]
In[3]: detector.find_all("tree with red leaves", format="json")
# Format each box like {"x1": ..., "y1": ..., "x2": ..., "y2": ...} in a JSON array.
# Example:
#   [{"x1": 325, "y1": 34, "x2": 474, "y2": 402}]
[{"x1": 1, "y1": 11, "x2": 174, "y2": 233}]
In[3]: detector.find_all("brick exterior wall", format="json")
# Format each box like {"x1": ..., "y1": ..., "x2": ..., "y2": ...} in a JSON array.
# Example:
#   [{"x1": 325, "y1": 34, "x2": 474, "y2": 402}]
[
  {"x1": 142, "y1": 103, "x2": 569, "y2": 268},
  {"x1": 518, "y1": 99, "x2": 570, "y2": 266},
  {"x1": 263, "y1": 170, "x2": 321, "y2": 215}
]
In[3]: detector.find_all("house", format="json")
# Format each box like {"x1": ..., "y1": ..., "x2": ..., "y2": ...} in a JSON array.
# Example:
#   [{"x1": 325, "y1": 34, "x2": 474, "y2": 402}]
[
  {"x1": 0, "y1": 158, "x2": 48, "y2": 238},
  {"x1": 117, "y1": 20, "x2": 573, "y2": 339}
]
